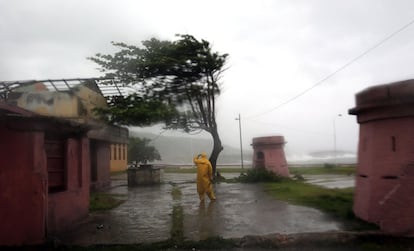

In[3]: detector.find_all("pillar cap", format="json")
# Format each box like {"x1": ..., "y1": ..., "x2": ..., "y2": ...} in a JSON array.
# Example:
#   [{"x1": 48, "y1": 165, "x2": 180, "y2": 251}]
[
  {"x1": 252, "y1": 136, "x2": 286, "y2": 146},
  {"x1": 349, "y1": 79, "x2": 414, "y2": 115}
]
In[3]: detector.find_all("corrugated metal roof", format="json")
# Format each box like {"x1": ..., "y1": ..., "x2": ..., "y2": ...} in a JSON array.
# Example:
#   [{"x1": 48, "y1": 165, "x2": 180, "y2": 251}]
[{"x1": 0, "y1": 78, "x2": 140, "y2": 101}]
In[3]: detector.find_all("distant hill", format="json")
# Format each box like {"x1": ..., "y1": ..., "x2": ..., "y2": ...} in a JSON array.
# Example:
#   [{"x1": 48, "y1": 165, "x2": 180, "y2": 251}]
[
  {"x1": 129, "y1": 131, "x2": 252, "y2": 165},
  {"x1": 128, "y1": 131, "x2": 356, "y2": 166},
  {"x1": 308, "y1": 150, "x2": 355, "y2": 158},
  {"x1": 288, "y1": 150, "x2": 357, "y2": 165}
]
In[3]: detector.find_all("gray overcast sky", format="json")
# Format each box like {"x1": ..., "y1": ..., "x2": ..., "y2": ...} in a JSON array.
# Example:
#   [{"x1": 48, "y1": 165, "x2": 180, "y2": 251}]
[{"x1": 2, "y1": 0, "x2": 414, "y2": 156}]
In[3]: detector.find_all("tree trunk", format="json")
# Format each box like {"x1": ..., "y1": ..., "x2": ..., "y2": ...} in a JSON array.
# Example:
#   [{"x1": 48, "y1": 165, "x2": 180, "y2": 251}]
[{"x1": 209, "y1": 129, "x2": 223, "y2": 176}]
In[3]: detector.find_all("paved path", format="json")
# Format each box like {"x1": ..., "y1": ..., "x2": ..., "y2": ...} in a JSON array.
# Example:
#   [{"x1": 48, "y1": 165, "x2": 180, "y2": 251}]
[
  {"x1": 58, "y1": 172, "x2": 343, "y2": 245},
  {"x1": 303, "y1": 174, "x2": 355, "y2": 189}
]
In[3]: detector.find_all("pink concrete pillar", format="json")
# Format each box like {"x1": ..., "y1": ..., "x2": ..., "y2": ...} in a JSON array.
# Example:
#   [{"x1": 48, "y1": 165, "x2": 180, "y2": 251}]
[
  {"x1": 251, "y1": 136, "x2": 289, "y2": 177},
  {"x1": 349, "y1": 79, "x2": 414, "y2": 236}
]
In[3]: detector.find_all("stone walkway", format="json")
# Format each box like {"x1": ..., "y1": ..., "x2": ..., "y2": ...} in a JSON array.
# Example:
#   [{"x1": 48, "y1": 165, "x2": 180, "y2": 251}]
[
  {"x1": 303, "y1": 174, "x2": 355, "y2": 189},
  {"x1": 58, "y1": 172, "x2": 343, "y2": 245}
]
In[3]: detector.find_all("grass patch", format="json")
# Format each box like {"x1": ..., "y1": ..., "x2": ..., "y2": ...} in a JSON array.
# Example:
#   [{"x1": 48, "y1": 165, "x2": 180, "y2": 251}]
[
  {"x1": 171, "y1": 185, "x2": 182, "y2": 200},
  {"x1": 265, "y1": 181, "x2": 354, "y2": 218},
  {"x1": 170, "y1": 204, "x2": 184, "y2": 243},
  {"x1": 290, "y1": 165, "x2": 356, "y2": 175},
  {"x1": 169, "y1": 184, "x2": 184, "y2": 244},
  {"x1": 89, "y1": 193, "x2": 124, "y2": 212},
  {"x1": 109, "y1": 170, "x2": 127, "y2": 176},
  {"x1": 217, "y1": 167, "x2": 245, "y2": 173},
  {"x1": 264, "y1": 179, "x2": 377, "y2": 230}
]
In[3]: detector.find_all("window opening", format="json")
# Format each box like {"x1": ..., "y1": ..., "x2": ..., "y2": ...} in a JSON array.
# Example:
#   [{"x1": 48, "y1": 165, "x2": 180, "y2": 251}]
[
  {"x1": 45, "y1": 138, "x2": 66, "y2": 193},
  {"x1": 391, "y1": 136, "x2": 396, "y2": 152}
]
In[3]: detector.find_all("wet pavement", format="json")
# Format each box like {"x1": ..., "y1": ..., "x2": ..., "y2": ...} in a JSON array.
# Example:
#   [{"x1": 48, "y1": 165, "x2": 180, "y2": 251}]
[
  {"x1": 58, "y1": 172, "x2": 344, "y2": 245},
  {"x1": 303, "y1": 174, "x2": 355, "y2": 189}
]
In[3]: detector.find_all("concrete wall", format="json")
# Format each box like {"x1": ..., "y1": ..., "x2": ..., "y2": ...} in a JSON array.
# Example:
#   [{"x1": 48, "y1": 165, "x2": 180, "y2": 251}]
[
  {"x1": 349, "y1": 79, "x2": 414, "y2": 236},
  {"x1": 252, "y1": 136, "x2": 289, "y2": 177},
  {"x1": 127, "y1": 166, "x2": 161, "y2": 186}
]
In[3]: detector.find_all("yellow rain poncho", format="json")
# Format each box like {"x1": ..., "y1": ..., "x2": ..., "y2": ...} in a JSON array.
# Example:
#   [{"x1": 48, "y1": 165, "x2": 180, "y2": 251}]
[{"x1": 193, "y1": 153, "x2": 216, "y2": 201}]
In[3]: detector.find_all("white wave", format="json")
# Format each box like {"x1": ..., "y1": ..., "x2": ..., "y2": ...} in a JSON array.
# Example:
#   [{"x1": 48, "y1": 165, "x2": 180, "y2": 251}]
[{"x1": 286, "y1": 152, "x2": 357, "y2": 164}]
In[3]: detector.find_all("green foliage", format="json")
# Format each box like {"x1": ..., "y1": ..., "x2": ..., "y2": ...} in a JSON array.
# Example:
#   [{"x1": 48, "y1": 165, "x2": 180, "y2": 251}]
[
  {"x1": 217, "y1": 167, "x2": 245, "y2": 173},
  {"x1": 266, "y1": 181, "x2": 353, "y2": 218},
  {"x1": 264, "y1": 180, "x2": 377, "y2": 230},
  {"x1": 292, "y1": 173, "x2": 305, "y2": 181},
  {"x1": 237, "y1": 168, "x2": 285, "y2": 183},
  {"x1": 94, "y1": 94, "x2": 178, "y2": 126},
  {"x1": 89, "y1": 34, "x2": 228, "y2": 133},
  {"x1": 128, "y1": 137, "x2": 161, "y2": 164},
  {"x1": 323, "y1": 163, "x2": 335, "y2": 169}
]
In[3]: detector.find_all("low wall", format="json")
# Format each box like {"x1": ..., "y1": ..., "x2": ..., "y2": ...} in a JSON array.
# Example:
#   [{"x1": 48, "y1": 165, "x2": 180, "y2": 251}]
[{"x1": 127, "y1": 165, "x2": 161, "y2": 186}]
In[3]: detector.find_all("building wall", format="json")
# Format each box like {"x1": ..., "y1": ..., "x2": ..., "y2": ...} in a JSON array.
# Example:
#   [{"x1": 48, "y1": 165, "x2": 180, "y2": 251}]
[
  {"x1": 73, "y1": 84, "x2": 108, "y2": 119},
  {"x1": 90, "y1": 140, "x2": 111, "y2": 190},
  {"x1": 8, "y1": 82, "x2": 127, "y2": 189},
  {"x1": 13, "y1": 91, "x2": 80, "y2": 117},
  {"x1": 252, "y1": 136, "x2": 289, "y2": 177},
  {"x1": 9, "y1": 83, "x2": 107, "y2": 119},
  {"x1": 0, "y1": 122, "x2": 47, "y2": 245},
  {"x1": 48, "y1": 137, "x2": 90, "y2": 234},
  {"x1": 110, "y1": 143, "x2": 128, "y2": 172},
  {"x1": 0, "y1": 115, "x2": 91, "y2": 245},
  {"x1": 350, "y1": 79, "x2": 414, "y2": 236}
]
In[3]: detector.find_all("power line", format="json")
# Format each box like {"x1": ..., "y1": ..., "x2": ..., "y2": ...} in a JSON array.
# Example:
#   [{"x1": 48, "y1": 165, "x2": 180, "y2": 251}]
[
  {"x1": 247, "y1": 119, "x2": 331, "y2": 136},
  {"x1": 247, "y1": 17, "x2": 414, "y2": 119}
]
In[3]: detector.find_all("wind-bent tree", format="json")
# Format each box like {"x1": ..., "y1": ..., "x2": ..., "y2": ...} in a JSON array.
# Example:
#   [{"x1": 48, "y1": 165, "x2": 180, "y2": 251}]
[{"x1": 90, "y1": 34, "x2": 228, "y2": 175}]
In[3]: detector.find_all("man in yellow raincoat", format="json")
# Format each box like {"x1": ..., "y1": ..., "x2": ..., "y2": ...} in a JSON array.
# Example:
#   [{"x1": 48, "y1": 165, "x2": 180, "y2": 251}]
[{"x1": 193, "y1": 152, "x2": 216, "y2": 201}]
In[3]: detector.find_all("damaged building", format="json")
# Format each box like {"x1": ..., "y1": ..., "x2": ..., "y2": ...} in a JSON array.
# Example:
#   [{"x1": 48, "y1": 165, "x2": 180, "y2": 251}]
[{"x1": 0, "y1": 78, "x2": 128, "y2": 245}]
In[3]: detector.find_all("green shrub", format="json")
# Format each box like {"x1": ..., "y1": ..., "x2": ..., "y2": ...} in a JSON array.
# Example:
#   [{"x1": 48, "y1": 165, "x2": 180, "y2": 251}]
[
  {"x1": 237, "y1": 168, "x2": 284, "y2": 183},
  {"x1": 324, "y1": 163, "x2": 335, "y2": 169}
]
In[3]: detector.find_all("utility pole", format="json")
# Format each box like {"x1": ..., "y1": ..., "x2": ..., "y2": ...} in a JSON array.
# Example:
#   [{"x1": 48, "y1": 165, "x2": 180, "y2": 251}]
[
  {"x1": 333, "y1": 114, "x2": 342, "y2": 166},
  {"x1": 235, "y1": 114, "x2": 244, "y2": 171}
]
